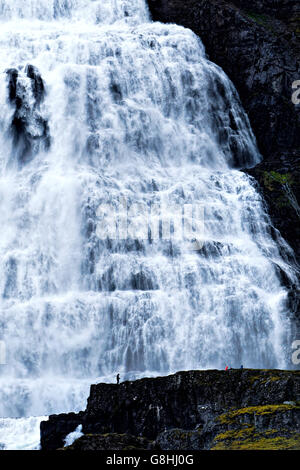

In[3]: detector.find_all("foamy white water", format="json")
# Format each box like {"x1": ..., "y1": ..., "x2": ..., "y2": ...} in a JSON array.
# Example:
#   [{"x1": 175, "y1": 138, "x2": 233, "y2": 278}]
[
  {"x1": 64, "y1": 424, "x2": 83, "y2": 447},
  {"x1": 0, "y1": 416, "x2": 47, "y2": 450},
  {"x1": 0, "y1": 0, "x2": 297, "y2": 449}
]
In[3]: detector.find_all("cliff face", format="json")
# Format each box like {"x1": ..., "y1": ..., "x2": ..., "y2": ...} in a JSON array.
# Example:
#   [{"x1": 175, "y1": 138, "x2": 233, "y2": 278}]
[
  {"x1": 148, "y1": 0, "x2": 300, "y2": 159},
  {"x1": 41, "y1": 369, "x2": 300, "y2": 450},
  {"x1": 147, "y1": 0, "x2": 300, "y2": 264}
]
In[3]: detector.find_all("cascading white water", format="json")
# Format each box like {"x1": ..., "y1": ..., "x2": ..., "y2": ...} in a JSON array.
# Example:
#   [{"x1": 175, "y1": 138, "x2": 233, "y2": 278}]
[{"x1": 0, "y1": 0, "x2": 297, "y2": 449}]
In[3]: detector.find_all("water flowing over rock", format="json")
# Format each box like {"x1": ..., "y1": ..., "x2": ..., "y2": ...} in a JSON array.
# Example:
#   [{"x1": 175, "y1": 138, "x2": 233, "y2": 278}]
[
  {"x1": 0, "y1": 0, "x2": 298, "y2": 449},
  {"x1": 147, "y1": 0, "x2": 300, "y2": 261}
]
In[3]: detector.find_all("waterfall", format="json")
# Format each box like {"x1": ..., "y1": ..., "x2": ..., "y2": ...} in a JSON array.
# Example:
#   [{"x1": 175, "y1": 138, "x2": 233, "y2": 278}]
[{"x1": 0, "y1": 0, "x2": 297, "y2": 449}]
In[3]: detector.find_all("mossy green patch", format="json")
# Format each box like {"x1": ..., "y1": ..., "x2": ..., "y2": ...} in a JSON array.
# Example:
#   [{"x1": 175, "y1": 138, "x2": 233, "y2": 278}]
[
  {"x1": 263, "y1": 171, "x2": 294, "y2": 191},
  {"x1": 214, "y1": 426, "x2": 255, "y2": 441},
  {"x1": 248, "y1": 375, "x2": 281, "y2": 385},
  {"x1": 262, "y1": 171, "x2": 299, "y2": 214},
  {"x1": 218, "y1": 404, "x2": 299, "y2": 424},
  {"x1": 212, "y1": 428, "x2": 300, "y2": 450}
]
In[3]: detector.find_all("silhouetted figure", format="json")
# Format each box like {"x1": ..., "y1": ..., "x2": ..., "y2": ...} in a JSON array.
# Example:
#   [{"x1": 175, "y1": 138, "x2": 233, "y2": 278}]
[
  {"x1": 240, "y1": 365, "x2": 244, "y2": 369},
  {"x1": 116, "y1": 373, "x2": 120, "y2": 385},
  {"x1": 225, "y1": 365, "x2": 229, "y2": 371}
]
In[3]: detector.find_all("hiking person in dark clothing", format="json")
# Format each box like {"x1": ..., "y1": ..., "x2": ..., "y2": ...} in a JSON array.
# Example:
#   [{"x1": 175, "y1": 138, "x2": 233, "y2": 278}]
[
  {"x1": 240, "y1": 365, "x2": 244, "y2": 369},
  {"x1": 116, "y1": 373, "x2": 120, "y2": 385}
]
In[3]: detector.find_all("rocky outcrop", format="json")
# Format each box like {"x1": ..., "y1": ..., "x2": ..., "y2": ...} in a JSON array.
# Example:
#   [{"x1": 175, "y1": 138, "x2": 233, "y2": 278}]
[
  {"x1": 61, "y1": 433, "x2": 156, "y2": 451},
  {"x1": 41, "y1": 369, "x2": 300, "y2": 450},
  {"x1": 210, "y1": 403, "x2": 300, "y2": 450},
  {"x1": 40, "y1": 412, "x2": 84, "y2": 451},
  {"x1": 247, "y1": 157, "x2": 300, "y2": 263},
  {"x1": 147, "y1": 0, "x2": 300, "y2": 263},
  {"x1": 6, "y1": 65, "x2": 50, "y2": 166}
]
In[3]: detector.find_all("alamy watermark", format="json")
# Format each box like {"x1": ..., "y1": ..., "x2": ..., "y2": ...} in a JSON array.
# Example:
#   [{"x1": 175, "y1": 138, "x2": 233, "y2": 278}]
[
  {"x1": 95, "y1": 199, "x2": 205, "y2": 250},
  {"x1": 292, "y1": 340, "x2": 300, "y2": 366},
  {"x1": 292, "y1": 80, "x2": 300, "y2": 105}
]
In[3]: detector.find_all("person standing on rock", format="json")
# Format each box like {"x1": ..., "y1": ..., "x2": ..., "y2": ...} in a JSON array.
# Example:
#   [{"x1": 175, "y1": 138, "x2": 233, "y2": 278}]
[
  {"x1": 116, "y1": 373, "x2": 120, "y2": 385},
  {"x1": 225, "y1": 365, "x2": 229, "y2": 371}
]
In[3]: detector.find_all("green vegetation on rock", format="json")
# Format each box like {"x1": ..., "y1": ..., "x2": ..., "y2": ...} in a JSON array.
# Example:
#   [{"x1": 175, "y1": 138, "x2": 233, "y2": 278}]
[
  {"x1": 214, "y1": 403, "x2": 300, "y2": 450},
  {"x1": 262, "y1": 171, "x2": 300, "y2": 216},
  {"x1": 263, "y1": 171, "x2": 294, "y2": 191},
  {"x1": 248, "y1": 374, "x2": 281, "y2": 385},
  {"x1": 218, "y1": 403, "x2": 299, "y2": 425},
  {"x1": 212, "y1": 427, "x2": 300, "y2": 450}
]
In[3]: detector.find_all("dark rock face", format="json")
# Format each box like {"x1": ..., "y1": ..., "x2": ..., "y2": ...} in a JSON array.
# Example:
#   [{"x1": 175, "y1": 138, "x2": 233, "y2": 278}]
[
  {"x1": 41, "y1": 369, "x2": 300, "y2": 450},
  {"x1": 40, "y1": 412, "x2": 84, "y2": 451},
  {"x1": 208, "y1": 403, "x2": 300, "y2": 449},
  {"x1": 246, "y1": 154, "x2": 300, "y2": 255},
  {"x1": 6, "y1": 65, "x2": 50, "y2": 165},
  {"x1": 62, "y1": 433, "x2": 156, "y2": 451},
  {"x1": 155, "y1": 428, "x2": 206, "y2": 450},
  {"x1": 147, "y1": 0, "x2": 300, "y2": 264}
]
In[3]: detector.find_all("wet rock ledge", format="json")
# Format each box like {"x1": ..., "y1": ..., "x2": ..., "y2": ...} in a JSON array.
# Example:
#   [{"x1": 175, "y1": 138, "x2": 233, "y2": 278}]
[{"x1": 41, "y1": 369, "x2": 300, "y2": 450}]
